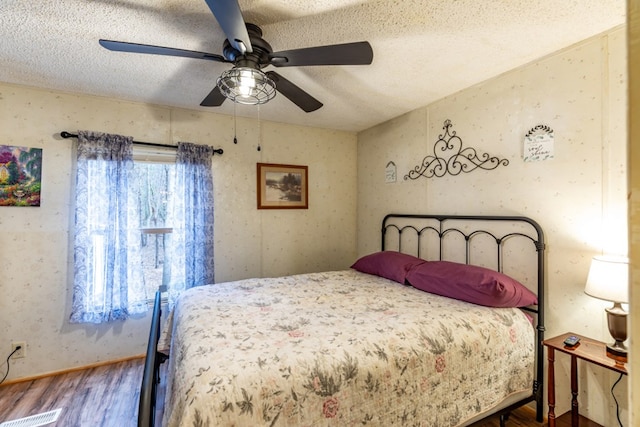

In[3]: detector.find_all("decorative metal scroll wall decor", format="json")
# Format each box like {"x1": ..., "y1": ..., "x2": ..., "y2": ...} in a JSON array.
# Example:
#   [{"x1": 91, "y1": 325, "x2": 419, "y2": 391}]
[{"x1": 404, "y1": 120, "x2": 509, "y2": 180}]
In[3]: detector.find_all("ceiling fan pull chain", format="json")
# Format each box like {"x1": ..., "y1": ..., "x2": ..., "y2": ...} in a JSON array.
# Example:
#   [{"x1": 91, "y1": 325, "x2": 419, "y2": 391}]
[
  {"x1": 257, "y1": 104, "x2": 262, "y2": 152},
  {"x1": 233, "y1": 102, "x2": 238, "y2": 145}
]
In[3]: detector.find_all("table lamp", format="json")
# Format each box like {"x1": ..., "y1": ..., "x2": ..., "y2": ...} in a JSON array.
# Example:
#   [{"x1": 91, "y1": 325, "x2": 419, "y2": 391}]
[{"x1": 584, "y1": 255, "x2": 629, "y2": 359}]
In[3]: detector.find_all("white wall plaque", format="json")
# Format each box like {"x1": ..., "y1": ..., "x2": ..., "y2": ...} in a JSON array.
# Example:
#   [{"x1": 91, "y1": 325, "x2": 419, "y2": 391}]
[
  {"x1": 385, "y1": 161, "x2": 397, "y2": 183},
  {"x1": 523, "y1": 125, "x2": 554, "y2": 162}
]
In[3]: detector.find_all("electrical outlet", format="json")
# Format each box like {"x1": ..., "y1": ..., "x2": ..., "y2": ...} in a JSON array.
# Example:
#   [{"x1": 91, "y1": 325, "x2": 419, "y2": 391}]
[{"x1": 11, "y1": 342, "x2": 26, "y2": 359}]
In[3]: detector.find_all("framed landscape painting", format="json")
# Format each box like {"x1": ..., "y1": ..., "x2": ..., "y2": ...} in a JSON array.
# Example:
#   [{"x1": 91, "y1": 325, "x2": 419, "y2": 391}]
[
  {"x1": 0, "y1": 145, "x2": 42, "y2": 206},
  {"x1": 257, "y1": 163, "x2": 308, "y2": 209}
]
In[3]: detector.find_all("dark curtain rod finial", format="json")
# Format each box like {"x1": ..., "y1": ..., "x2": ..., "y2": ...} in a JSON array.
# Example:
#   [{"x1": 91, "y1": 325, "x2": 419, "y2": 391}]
[{"x1": 59, "y1": 131, "x2": 223, "y2": 155}]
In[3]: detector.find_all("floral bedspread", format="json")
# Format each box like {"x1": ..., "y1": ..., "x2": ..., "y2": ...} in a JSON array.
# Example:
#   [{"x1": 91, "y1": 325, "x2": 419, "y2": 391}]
[{"x1": 161, "y1": 270, "x2": 534, "y2": 427}]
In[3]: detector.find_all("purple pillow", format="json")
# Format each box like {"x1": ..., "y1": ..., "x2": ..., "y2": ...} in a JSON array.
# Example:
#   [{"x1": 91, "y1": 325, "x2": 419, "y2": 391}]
[
  {"x1": 405, "y1": 261, "x2": 538, "y2": 307},
  {"x1": 351, "y1": 251, "x2": 426, "y2": 284}
]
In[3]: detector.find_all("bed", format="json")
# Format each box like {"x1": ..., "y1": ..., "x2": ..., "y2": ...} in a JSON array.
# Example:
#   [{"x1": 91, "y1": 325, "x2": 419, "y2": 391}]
[{"x1": 138, "y1": 213, "x2": 546, "y2": 427}]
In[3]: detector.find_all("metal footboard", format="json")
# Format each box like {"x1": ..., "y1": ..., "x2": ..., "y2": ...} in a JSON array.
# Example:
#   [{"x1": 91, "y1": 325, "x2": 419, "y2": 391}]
[{"x1": 138, "y1": 290, "x2": 166, "y2": 427}]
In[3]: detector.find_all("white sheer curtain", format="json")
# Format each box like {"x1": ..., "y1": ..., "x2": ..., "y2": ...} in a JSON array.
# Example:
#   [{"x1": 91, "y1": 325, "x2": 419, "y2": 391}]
[
  {"x1": 165, "y1": 142, "x2": 215, "y2": 307},
  {"x1": 70, "y1": 131, "x2": 147, "y2": 323}
]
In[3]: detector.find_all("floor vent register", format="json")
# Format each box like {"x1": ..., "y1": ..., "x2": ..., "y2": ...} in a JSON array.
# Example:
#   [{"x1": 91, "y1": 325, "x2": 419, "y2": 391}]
[{"x1": 0, "y1": 409, "x2": 62, "y2": 427}]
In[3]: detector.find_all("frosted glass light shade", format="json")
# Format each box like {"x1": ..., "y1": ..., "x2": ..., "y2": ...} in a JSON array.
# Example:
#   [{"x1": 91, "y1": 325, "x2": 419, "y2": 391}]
[{"x1": 584, "y1": 255, "x2": 629, "y2": 304}]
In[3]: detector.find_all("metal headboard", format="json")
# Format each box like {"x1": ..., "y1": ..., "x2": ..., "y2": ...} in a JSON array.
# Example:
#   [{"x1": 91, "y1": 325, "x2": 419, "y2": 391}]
[{"x1": 381, "y1": 213, "x2": 546, "y2": 423}]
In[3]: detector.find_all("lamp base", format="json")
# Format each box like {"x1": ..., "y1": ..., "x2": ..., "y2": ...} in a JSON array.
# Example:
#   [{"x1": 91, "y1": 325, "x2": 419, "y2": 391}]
[
  {"x1": 606, "y1": 340, "x2": 627, "y2": 355},
  {"x1": 604, "y1": 303, "x2": 627, "y2": 361},
  {"x1": 606, "y1": 342, "x2": 628, "y2": 364}
]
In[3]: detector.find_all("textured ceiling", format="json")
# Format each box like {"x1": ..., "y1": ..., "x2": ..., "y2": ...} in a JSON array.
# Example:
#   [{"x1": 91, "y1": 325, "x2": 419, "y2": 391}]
[{"x1": 0, "y1": 1, "x2": 626, "y2": 132}]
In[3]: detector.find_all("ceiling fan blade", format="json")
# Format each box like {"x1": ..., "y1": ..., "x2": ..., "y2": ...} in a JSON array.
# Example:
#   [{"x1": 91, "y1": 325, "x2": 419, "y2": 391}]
[
  {"x1": 269, "y1": 41, "x2": 373, "y2": 67},
  {"x1": 266, "y1": 72, "x2": 322, "y2": 113},
  {"x1": 200, "y1": 86, "x2": 226, "y2": 107},
  {"x1": 99, "y1": 39, "x2": 229, "y2": 63},
  {"x1": 203, "y1": 0, "x2": 252, "y2": 54}
]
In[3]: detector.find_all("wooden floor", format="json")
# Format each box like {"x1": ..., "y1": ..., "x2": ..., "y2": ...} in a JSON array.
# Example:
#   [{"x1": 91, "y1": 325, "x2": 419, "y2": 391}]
[
  {"x1": 0, "y1": 358, "x2": 156, "y2": 427},
  {"x1": 0, "y1": 358, "x2": 554, "y2": 426}
]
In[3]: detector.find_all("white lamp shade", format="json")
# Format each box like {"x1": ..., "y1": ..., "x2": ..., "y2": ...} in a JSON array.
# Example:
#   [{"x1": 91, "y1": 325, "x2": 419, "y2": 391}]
[{"x1": 584, "y1": 255, "x2": 629, "y2": 304}]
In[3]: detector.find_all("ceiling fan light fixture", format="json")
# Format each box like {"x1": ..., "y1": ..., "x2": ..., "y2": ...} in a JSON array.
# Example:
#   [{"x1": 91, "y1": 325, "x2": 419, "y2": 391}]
[{"x1": 217, "y1": 67, "x2": 276, "y2": 105}]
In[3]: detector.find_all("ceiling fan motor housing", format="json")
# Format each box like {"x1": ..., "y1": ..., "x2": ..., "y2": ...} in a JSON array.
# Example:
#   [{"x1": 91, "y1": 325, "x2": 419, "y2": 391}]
[{"x1": 222, "y1": 23, "x2": 273, "y2": 69}]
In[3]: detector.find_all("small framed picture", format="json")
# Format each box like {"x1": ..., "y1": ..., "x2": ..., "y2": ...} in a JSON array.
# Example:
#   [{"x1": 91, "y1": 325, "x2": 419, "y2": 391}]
[
  {"x1": 0, "y1": 145, "x2": 43, "y2": 207},
  {"x1": 257, "y1": 163, "x2": 308, "y2": 209}
]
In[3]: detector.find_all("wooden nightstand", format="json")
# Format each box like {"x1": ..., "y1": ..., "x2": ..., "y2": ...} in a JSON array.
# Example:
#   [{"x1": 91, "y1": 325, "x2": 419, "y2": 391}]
[{"x1": 543, "y1": 332, "x2": 627, "y2": 427}]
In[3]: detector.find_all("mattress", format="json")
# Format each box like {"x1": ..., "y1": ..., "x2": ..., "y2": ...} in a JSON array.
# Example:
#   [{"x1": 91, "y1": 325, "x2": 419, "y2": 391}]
[{"x1": 160, "y1": 269, "x2": 535, "y2": 426}]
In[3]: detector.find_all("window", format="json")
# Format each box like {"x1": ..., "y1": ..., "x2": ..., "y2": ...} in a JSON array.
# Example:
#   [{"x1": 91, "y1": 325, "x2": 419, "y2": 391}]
[
  {"x1": 70, "y1": 132, "x2": 215, "y2": 323},
  {"x1": 132, "y1": 147, "x2": 176, "y2": 299},
  {"x1": 84, "y1": 156, "x2": 175, "y2": 307}
]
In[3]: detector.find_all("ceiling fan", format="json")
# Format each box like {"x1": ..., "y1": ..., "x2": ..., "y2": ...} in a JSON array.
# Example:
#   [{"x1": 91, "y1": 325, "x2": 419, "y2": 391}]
[{"x1": 99, "y1": 0, "x2": 374, "y2": 113}]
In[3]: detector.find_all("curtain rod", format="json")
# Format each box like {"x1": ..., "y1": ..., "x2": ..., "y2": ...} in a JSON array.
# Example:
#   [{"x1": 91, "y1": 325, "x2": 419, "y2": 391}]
[{"x1": 59, "y1": 131, "x2": 223, "y2": 155}]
